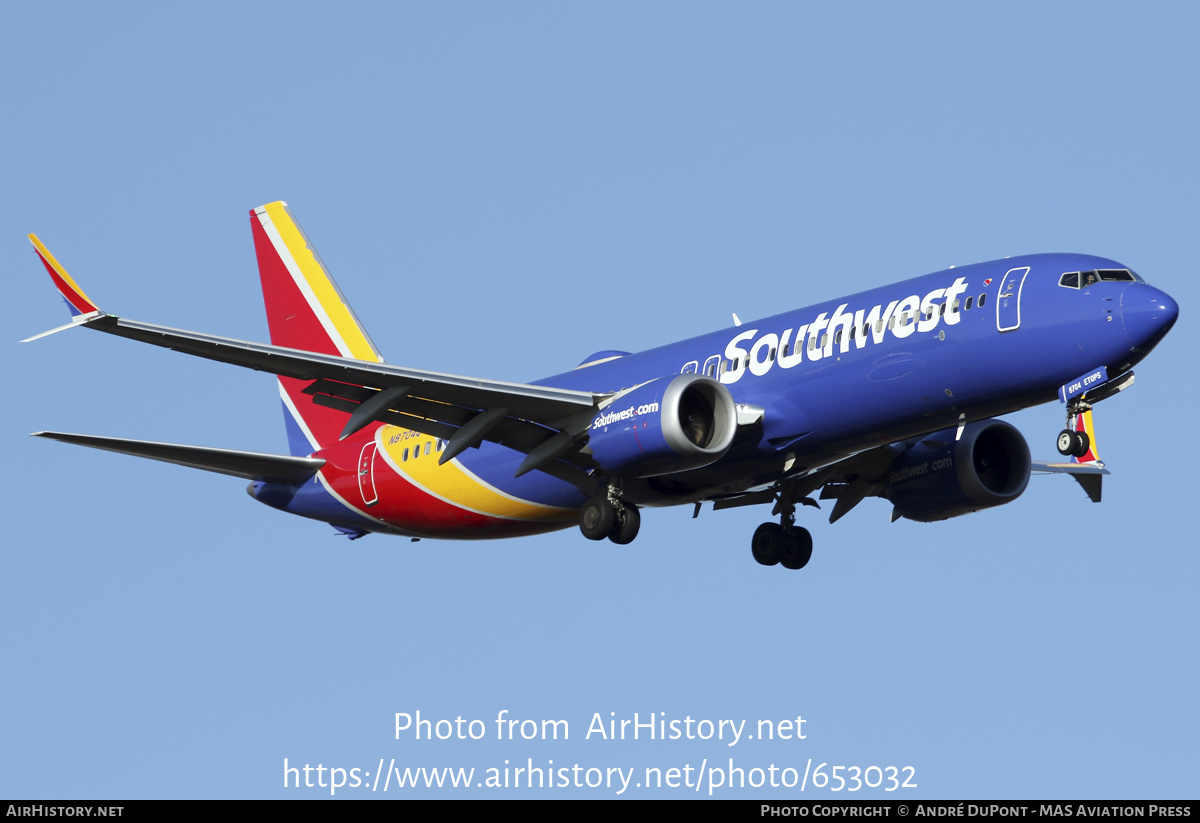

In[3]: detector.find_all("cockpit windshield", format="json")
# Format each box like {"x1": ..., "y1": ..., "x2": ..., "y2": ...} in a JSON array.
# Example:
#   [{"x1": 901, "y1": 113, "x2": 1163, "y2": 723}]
[{"x1": 1059, "y1": 269, "x2": 1143, "y2": 289}]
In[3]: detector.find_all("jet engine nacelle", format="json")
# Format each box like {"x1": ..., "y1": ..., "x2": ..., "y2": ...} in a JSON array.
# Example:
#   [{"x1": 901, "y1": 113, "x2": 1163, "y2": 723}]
[
  {"x1": 586, "y1": 374, "x2": 737, "y2": 478},
  {"x1": 883, "y1": 419, "x2": 1031, "y2": 522}
]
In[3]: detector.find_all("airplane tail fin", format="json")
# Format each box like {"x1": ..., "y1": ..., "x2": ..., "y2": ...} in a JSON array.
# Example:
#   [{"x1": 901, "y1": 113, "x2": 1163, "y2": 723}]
[{"x1": 249, "y1": 202, "x2": 384, "y2": 456}]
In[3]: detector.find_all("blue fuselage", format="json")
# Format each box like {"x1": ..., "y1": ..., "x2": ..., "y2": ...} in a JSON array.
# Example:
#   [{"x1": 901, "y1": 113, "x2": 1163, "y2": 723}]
[{"x1": 490, "y1": 253, "x2": 1178, "y2": 507}]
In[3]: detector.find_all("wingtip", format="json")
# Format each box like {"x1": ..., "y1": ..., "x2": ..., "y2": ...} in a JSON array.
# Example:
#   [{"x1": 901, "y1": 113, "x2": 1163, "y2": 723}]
[{"x1": 28, "y1": 234, "x2": 100, "y2": 316}]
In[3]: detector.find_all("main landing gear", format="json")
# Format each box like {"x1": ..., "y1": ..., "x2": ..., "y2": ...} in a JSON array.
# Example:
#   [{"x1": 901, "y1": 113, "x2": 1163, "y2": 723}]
[
  {"x1": 579, "y1": 493, "x2": 641, "y2": 545},
  {"x1": 1056, "y1": 399, "x2": 1091, "y2": 458},
  {"x1": 751, "y1": 488, "x2": 813, "y2": 571},
  {"x1": 752, "y1": 522, "x2": 813, "y2": 570}
]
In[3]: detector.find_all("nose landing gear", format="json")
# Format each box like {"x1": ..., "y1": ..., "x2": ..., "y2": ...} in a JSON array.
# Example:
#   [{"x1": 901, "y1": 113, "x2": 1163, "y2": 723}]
[
  {"x1": 1057, "y1": 427, "x2": 1091, "y2": 458},
  {"x1": 1057, "y1": 399, "x2": 1093, "y2": 459},
  {"x1": 1054, "y1": 370, "x2": 1133, "y2": 460}
]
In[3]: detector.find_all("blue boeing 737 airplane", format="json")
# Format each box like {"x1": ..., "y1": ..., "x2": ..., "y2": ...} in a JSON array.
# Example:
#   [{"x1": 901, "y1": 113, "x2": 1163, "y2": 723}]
[{"x1": 25, "y1": 202, "x2": 1179, "y2": 570}]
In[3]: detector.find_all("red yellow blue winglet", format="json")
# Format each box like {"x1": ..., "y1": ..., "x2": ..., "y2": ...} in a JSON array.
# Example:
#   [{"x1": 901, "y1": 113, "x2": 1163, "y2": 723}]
[
  {"x1": 28, "y1": 234, "x2": 98, "y2": 316},
  {"x1": 23, "y1": 234, "x2": 103, "y2": 342}
]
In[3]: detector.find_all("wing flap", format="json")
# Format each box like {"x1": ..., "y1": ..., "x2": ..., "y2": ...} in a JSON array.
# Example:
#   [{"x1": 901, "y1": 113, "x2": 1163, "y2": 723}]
[{"x1": 305, "y1": 379, "x2": 600, "y2": 471}]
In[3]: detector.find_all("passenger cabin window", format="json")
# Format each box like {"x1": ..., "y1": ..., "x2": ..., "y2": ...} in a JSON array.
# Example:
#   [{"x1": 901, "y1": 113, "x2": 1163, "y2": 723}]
[{"x1": 978, "y1": 293, "x2": 987, "y2": 308}]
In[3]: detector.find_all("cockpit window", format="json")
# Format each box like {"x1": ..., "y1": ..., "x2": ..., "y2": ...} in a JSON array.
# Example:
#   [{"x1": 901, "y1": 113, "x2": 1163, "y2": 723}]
[{"x1": 1059, "y1": 268, "x2": 1142, "y2": 289}]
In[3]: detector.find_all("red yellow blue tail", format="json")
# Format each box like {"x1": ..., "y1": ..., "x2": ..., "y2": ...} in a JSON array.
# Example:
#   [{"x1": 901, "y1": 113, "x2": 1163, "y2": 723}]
[{"x1": 249, "y1": 202, "x2": 384, "y2": 456}]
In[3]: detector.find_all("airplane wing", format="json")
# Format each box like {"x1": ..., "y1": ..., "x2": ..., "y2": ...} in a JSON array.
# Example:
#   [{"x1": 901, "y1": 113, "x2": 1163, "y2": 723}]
[
  {"x1": 24, "y1": 233, "x2": 610, "y2": 487},
  {"x1": 1029, "y1": 461, "x2": 1108, "y2": 503},
  {"x1": 711, "y1": 420, "x2": 1112, "y2": 522},
  {"x1": 34, "y1": 311, "x2": 607, "y2": 481},
  {"x1": 67, "y1": 312, "x2": 602, "y2": 423}
]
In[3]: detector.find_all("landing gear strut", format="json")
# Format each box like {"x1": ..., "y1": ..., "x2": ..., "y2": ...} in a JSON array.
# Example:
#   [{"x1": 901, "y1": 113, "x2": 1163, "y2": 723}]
[
  {"x1": 751, "y1": 486, "x2": 813, "y2": 571},
  {"x1": 579, "y1": 490, "x2": 641, "y2": 544}
]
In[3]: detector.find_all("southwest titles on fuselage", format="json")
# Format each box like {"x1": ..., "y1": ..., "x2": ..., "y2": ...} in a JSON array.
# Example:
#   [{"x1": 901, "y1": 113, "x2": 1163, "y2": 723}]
[{"x1": 682, "y1": 275, "x2": 972, "y2": 382}]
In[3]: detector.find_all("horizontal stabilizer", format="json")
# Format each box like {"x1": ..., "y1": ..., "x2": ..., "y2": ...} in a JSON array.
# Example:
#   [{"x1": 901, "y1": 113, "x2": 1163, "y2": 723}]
[{"x1": 33, "y1": 432, "x2": 325, "y2": 484}]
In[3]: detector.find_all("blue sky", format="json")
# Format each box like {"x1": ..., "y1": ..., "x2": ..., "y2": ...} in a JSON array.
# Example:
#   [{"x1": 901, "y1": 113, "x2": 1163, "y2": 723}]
[{"x1": 2, "y1": 2, "x2": 1196, "y2": 799}]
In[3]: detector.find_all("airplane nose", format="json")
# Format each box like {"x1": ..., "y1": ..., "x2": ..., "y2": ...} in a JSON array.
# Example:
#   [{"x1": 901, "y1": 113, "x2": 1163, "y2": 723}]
[{"x1": 1120, "y1": 283, "x2": 1179, "y2": 353}]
